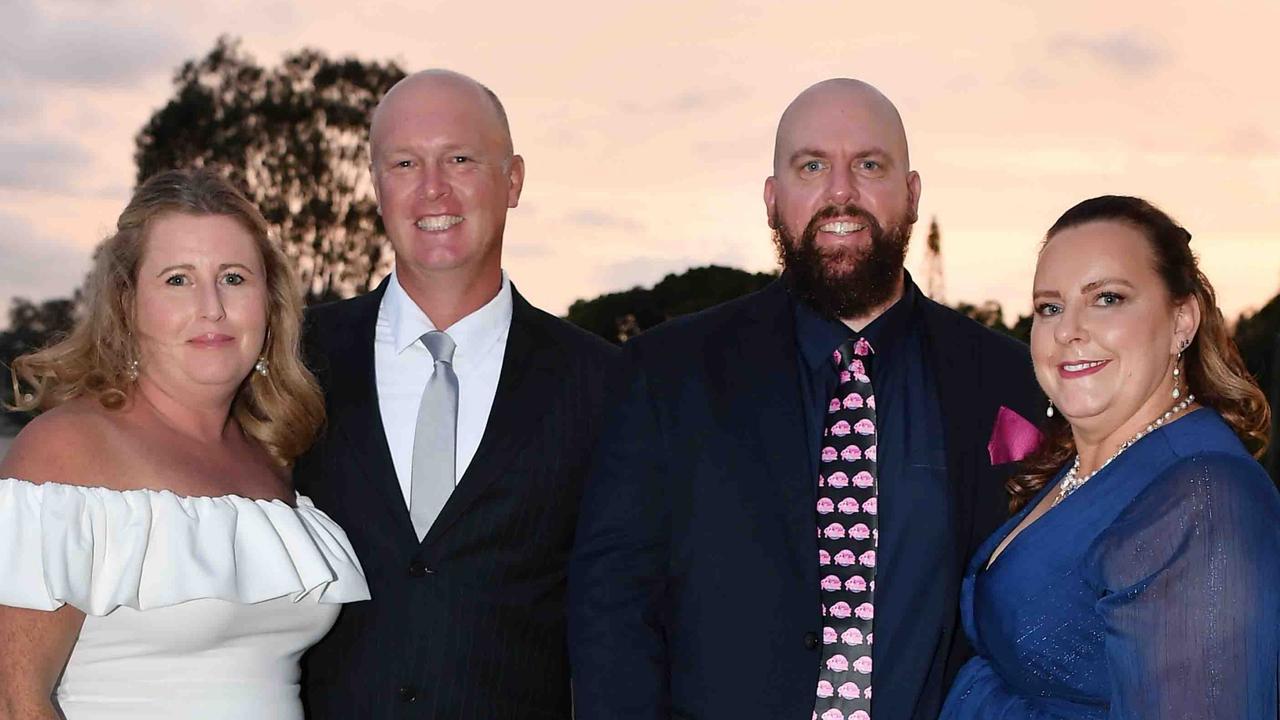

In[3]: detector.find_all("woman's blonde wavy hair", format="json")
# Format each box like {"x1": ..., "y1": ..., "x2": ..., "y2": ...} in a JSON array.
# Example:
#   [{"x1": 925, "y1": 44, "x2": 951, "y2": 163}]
[
  {"x1": 8, "y1": 168, "x2": 324, "y2": 467},
  {"x1": 1009, "y1": 195, "x2": 1271, "y2": 512}
]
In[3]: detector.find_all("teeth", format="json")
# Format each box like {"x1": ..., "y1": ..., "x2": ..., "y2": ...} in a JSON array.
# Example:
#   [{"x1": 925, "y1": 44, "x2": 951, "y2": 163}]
[
  {"x1": 819, "y1": 221, "x2": 866, "y2": 235},
  {"x1": 1064, "y1": 360, "x2": 1105, "y2": 372},
  {"x1": 416, "y1": 215, "x2": 463, "y2": 231}
]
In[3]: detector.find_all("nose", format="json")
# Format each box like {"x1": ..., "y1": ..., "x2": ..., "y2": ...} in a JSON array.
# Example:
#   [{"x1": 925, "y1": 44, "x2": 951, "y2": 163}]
[
  {"x1": 1053, "y1": 304, "x2": 1087, "y2": 346},
  {"x1": 826, "y1": 162, "x2": 859, "y2": 206},
  {"x1": 199, "y1": 281, "x2": 227, "y2": 322},
  {"x1": 419, "y1": 163, "x2": 452, "y2": 201}
]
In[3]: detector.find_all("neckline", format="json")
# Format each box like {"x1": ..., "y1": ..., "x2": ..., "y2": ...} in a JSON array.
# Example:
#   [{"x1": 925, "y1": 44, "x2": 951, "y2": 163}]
[
  {"x1": 1, "y1": 476, "x2": 302, "y2": 509},
  {"x1": 980, "y1": 406, "x2": 1207, "y2": 574}
]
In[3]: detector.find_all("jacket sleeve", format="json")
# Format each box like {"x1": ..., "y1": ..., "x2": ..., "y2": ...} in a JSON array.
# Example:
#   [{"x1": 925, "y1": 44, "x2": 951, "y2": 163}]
[{"x1": 568, "y1": 342, "x2": 671, "y2": 719}]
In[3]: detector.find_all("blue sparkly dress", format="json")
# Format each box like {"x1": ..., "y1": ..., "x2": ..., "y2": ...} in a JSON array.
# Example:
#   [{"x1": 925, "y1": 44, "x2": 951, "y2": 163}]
[{"x1": 940, "y1": 408, "x2": 1280, "y2": 719}]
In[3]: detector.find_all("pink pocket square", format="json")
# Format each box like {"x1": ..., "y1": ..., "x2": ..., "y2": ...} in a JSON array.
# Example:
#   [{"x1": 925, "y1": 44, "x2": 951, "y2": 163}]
[{"x1": 987, "y1": 405, "x2": 1044, "y2": 465}]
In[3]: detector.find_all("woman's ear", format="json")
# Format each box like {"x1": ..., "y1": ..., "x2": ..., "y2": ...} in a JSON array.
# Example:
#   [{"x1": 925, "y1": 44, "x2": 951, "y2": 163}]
[{"x1": 1172, "y1": 294, "x2": 1202, "y2": 353}]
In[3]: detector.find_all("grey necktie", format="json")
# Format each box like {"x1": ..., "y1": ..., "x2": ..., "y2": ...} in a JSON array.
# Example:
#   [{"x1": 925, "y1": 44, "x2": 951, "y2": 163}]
[{"x1": 409, "y1": 330, "x2": 458, "y2": 540}]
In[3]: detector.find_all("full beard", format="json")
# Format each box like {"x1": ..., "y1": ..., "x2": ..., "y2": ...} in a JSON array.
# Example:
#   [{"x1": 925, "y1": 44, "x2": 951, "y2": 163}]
[{"x1": 772, "y1": 203, "x2": 914, "y2": 320}]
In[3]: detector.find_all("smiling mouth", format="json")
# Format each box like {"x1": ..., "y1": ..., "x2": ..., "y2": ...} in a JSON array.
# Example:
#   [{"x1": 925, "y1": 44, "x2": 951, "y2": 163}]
[
  {"x1": 416, "y1": 215, "x2": 463, "y2": 232},
  {"x1": 818, "y1": 221, "x2": 867, "y2": 236},
  {"x1": 1057, "y1": 359, "x2": 1112, "y2": 379}
]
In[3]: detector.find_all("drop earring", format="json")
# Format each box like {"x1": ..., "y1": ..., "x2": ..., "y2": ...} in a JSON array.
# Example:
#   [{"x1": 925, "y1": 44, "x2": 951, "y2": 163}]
[
  {"x1": 1046, "y1": 400, "x2": 1055, "y2": 418},
  {"x1": 1171, "y1": 351, "x2": 1182, "y2": 399},
  {"x1": 127, "y1": 359, "x2": 140, "y2": 382},
  {"x1": 255, "y1": 356, "x2": 269, "y2": 377}
]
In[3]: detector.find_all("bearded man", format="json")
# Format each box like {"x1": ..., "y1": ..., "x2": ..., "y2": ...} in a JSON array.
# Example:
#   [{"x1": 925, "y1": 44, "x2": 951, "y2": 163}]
[{"x1": 568, "y1": 79, "x2": 1043, "y2": 720}]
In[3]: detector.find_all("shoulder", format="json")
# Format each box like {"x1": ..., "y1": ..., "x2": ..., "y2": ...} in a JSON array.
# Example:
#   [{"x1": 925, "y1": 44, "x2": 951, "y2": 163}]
[
  {"x1": 629, "y1": 281, "x2": 786, "y2": 353},
  {"x1": 304, "y1": 291, "x2": 382, "y2": 339},
  {"x1": 1100, "y1": 438, "x2": 1277, "y2": 553},
  {"x1": 518, "y1": 298, "x2": 620, "y2": 364},
  {"x1": 0, "y1": 399, "x2": 129, "y2": 488},
  {"x1": 1149, "y1": 446, "x2": 1278, "y2": 511},
  {"x1": 1089, "y1": 448, "x2": 1280, "y2": 589},
  {"x1": 919, "y1": 297, "x2": 1029, "y2": 363}
]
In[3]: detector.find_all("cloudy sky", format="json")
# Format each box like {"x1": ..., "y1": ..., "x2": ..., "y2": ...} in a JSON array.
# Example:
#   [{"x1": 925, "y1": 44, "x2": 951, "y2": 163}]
[{"x1": 2, "y1": 0, "x2": 1277, "y2": 326}]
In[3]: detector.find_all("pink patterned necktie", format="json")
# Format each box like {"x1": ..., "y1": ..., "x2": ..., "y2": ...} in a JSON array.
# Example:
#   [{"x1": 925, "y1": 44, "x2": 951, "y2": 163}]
[{"x1": 814, "y1": 337, "x2": 877, "y2": 720}]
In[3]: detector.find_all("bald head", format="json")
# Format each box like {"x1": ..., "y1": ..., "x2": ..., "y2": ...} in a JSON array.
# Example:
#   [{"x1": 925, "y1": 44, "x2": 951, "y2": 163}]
[
  {"x1": 772, "y1": 79, "x2": 910, "y2": 175},
  {"x1": 370, "y1": 69, "x2": 514, "y2": 161}
]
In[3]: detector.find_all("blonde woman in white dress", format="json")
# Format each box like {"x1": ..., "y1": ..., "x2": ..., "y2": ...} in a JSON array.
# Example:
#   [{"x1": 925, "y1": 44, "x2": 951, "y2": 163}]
[{"x1": 0, "y1": 168, "x2": 368, "y2": 720}]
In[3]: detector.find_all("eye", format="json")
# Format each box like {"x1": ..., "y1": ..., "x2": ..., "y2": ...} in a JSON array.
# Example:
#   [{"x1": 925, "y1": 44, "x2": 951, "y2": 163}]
[
  {"x1": 1095, "y1": 291, "x2": 1125, "y2": 307},
  {"x1": 447, "y1": 155, "x2": 472, "y2": 164},
  {"x1": 1035, "y1": 302, "x2": 1062, "y2": 317},
  {"x1": 800, "y1": 159, "x2": 825, "y2": 173},
  {"x1": 858, "y1": 160, "x2": 881, "y2": 171},
  {"x1": 393, "y1": 159, "x2": 413, "y2": 169},
  {"x1": 164, "y1": 274, "x2": 189, "y2": 287},
  {"x1": 221, "y1": 272, "x2": 246, "y2": 286}
]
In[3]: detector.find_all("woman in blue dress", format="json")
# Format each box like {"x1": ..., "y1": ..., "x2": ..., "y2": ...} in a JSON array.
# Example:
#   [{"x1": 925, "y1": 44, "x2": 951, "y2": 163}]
[{"x1": 941, "y1": 195, "x2": 1278, "y2": 719}]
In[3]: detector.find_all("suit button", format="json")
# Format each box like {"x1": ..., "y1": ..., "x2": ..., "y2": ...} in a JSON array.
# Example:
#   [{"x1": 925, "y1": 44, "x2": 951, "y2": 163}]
[
  {"x1": 398, "y1": 685, "x2": 417, "y2": 702},
  {"x1": 408, "y1": 561, "x2": 433, "y2": 578},
  {"x1": 804, "y1": 631, "x2": 820, "y2": 650}
]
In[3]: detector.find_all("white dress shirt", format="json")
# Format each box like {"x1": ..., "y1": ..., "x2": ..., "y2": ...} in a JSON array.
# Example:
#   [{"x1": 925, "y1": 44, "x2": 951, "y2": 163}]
[{"x1": 375, "y1": 271, "x2": 513, "y2": 508}]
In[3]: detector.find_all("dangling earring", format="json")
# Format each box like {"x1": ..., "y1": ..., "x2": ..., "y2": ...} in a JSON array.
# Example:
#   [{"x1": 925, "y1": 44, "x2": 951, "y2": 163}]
[
  {"x1": 1171, "y1": 351, "x2": 1182, "y2": 399},
  {"x1": 255, "y1": 327, "x2": 271, "y2": 377},
  {"x1": 1046, "y1": 400, "x2": 1055, "y2": 418},
  {"x1": 127, "y1": 359, "x2": 140, "y2": 382}
]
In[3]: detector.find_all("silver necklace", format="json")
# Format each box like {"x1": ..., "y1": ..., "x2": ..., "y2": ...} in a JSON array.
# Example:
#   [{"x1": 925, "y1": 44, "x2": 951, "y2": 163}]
[{"x1": 1053, "y1": 393, "x2": 1195, "y2": 507}]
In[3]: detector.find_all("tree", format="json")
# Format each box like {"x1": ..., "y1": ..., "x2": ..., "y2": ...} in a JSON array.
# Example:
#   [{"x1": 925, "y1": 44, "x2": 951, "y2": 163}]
[
  {"x1": 135, "y1": 37, "x2": 405, "y2": 303},
  {"x1": 566, "y1": 265, "x2": 776, "y2": 343},
  {"x1": 0, "y1": 296, "x2": 77, "y2": 428},
  {"x1": 923, "y1": 216, "x2": 945, "y2": 302}
]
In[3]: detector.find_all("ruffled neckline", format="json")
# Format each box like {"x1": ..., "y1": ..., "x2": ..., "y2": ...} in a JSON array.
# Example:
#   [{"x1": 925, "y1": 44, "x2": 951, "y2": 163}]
[{"x1": 0, "y1": 477, "x2": 370, "y2": 615}]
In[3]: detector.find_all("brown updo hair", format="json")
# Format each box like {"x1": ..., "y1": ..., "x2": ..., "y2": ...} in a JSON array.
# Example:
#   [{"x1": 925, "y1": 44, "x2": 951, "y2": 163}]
[
  {"x1": 8, "y1": 168, "x2": 325, "y2": 467},
  {"x1": 1009, "y1": 195, "x2": 1270, "y2": 512}
]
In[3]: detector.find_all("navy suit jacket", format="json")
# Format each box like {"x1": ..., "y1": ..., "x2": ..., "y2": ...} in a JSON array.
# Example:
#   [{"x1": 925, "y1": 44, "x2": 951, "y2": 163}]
[
  {"x1": 568, "y1": 280, "x2": 1043, "y2": 720},
  {"x1": 296, "y1": 280, "x2": 618, "y2": 719}
]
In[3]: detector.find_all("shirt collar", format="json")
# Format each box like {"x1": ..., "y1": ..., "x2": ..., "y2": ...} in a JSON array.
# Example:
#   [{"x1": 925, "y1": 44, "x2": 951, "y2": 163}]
[
  {"x1": 384, "y1": 270, "x2": 514, "y2": 362},
  {"x1": 792, "y1": 270, "x2": 921, "y2": 373}
]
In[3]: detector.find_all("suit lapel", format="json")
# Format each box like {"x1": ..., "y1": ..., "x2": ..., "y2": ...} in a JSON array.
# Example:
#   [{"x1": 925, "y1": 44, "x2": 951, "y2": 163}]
[
  {"x1": 719, "y1": 282, "x2": 816, "y2": 572},
  {"x1": 325, "y1": 282, "x2": 418, "y2": 543},
  {"x1": 420, "y1": 287, "x2": 557, "y2": 547}
]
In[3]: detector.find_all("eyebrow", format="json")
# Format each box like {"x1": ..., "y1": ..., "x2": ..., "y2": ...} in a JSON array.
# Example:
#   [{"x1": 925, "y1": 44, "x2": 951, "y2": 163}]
[
  {"x1": 154, "y1": 263, "x2": 257, "y2": 278},
  {"x1": 1080, "y1": 278, "x2": 1134, "y2": 294},
  {"x1": 1033, "y1": 277, "x2": 1136, "y2": 299}
]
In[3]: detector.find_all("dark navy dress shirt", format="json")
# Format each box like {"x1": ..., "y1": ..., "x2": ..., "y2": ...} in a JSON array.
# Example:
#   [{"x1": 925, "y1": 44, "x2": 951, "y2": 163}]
[{"x1": 791, "y1": 273, "x2": 954, "y2": 626}]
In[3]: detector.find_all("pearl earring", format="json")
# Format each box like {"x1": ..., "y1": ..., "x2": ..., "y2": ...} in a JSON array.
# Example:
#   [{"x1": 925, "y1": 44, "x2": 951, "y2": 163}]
[
  {"x1": 1046, "y1": 400, "x2": 1055, "y2": 418},
  {"x1": 255, "y1": 356, "x2": 269, "y2": 377}
]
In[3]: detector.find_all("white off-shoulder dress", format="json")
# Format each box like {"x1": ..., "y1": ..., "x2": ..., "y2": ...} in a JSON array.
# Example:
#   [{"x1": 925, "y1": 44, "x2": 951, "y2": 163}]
[{"x1": 0, "y1": 477, "x2": 370, "y2": 719}]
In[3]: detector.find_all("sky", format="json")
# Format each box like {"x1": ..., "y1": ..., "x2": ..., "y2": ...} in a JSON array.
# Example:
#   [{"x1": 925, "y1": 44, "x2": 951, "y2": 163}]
[{"x1": 1, "y1": 0, "x2": 1277, "y2": 327}]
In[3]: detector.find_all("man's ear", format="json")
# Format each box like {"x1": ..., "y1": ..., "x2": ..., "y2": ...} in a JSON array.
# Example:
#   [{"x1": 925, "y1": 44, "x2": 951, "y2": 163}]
[
  {"x1": 506, "y1": 155, "x2": 525, "y2": 208},
  {"x1": 905, "y1": 170, "x2": 921, "y2": 224},
  {"x1": 763, "y1": 176, "x2": 778, "y2": 229}
]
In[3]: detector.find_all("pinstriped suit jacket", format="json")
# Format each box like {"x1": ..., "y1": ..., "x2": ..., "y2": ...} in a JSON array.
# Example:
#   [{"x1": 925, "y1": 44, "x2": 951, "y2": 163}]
[{"x1": 297, "y1": 279, "x2": 618, "y2": 719}]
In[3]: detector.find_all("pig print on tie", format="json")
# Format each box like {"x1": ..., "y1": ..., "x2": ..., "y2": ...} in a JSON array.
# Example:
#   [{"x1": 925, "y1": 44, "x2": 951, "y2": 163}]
[{"x1": 815, "y1": 337, "x2": 878, "y2": 720}]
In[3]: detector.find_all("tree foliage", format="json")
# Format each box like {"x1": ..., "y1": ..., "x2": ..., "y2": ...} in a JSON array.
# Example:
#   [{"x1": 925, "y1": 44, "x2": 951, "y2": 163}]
[{"x1": 135, "y1": 36, "x2": 405, "y2": 303}]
